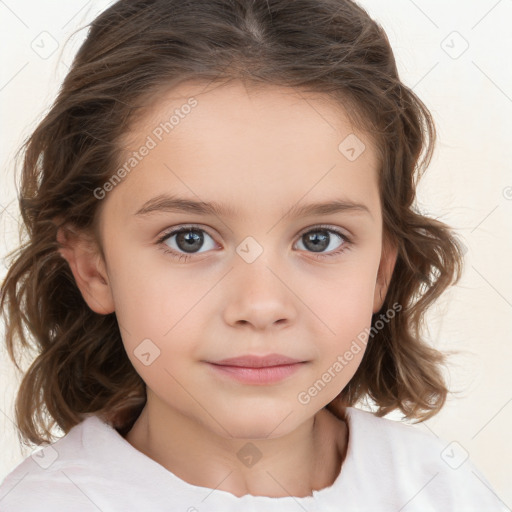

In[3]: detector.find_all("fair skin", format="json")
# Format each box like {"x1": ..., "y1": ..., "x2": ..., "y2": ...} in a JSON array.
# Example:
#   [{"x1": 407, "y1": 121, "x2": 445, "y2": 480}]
[{"x1": 57, "y1": 79, "x2": 397, "y2": 498}]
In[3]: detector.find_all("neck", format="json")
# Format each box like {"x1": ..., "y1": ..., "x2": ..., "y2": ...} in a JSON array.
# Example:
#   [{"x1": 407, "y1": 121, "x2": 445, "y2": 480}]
[{"x1": 123, "y1": 393, "x2": 348, "y2": 498}]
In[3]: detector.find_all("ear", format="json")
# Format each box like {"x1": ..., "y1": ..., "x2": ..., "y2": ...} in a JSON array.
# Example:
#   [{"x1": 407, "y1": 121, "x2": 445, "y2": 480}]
[
  {"x1": 373, "y1": 235, "x2": 398, "y2": 314},
  {"x1": 56, "y1": 225, "x2": 115, "y2": 315}
]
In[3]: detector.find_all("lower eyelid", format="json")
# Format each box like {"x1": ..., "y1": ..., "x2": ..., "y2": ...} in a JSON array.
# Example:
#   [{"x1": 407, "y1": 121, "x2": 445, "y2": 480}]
[
  {"x1": 158, "y1": 226, "x2": 351, "y2": 256},
  {"x1": 158, "y1": 228, "x2": 217, "y2": 251}
]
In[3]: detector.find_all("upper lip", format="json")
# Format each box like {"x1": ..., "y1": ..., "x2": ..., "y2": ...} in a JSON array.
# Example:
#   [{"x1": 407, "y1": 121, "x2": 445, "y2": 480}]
[{"x1": 208, "y1": 354, "x2": 305, "y2": 368}]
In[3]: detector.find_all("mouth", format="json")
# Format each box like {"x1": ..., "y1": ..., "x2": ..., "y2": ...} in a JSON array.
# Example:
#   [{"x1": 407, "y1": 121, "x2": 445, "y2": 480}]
[
  {"x1": 205, "y1": 354, "x2": 308, "y2": 385},
  {"x1": 208, "y1": 353, "x2": 306, "y2": 368}
]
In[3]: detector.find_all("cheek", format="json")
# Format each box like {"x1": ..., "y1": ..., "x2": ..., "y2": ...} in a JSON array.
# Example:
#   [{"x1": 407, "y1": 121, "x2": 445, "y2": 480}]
[
  {"x1": 107, "y1": 243, "x2": 198, "y2": 330},
  {"x1": 107, "y1": 260, "x2": 212, "y2": 417},
  {"x1": 293, "y1": 285, "x2": 374, "y2": 409},
  {"x1": 302, "y1": 264, "x2": 377, "y2": 372},
  {"x1": 107, "y1": 253, "x2": 212, "y2": 375},
  {"x1": 320, "y1": 291, "x2": 373, "y2": 371},
  {"x1": 305, "y1": 262, "x2": 377, "y2": 329}
]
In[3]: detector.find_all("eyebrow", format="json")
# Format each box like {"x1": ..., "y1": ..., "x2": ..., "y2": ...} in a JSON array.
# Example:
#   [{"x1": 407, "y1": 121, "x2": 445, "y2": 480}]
[{"x1": 134, "y1": 194, "x2": 373, "y2": 220}]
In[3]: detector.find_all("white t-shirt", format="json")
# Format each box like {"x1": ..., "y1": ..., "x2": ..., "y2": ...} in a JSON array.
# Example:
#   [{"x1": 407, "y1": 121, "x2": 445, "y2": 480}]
[{"x1": 0, "y1": 406, "x2": 507, "y2": 511}]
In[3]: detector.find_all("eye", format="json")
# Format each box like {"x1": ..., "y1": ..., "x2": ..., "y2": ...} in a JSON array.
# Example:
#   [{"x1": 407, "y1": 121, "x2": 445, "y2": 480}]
[
  {"x1": 157, "y1": 225, "x2": 218, "y2": 262},
  {"x1": 156, "y1": 224, "x2": 352, "y2": 263},
  {"x1": 295, "y1": 225, "x2": 351, "y2": 260}
]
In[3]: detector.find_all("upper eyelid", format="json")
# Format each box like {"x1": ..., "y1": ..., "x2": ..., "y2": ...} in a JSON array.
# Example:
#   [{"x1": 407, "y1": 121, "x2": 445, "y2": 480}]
[
  {"x1": 158, "y1": 223, "x2": 350, "y2": 243},
  {"x1": 161, "y1": 224, "x2": 348, "y2": 236},
  {"x1": 297, "y1": 224, "x2": 348, "y2": 237}
]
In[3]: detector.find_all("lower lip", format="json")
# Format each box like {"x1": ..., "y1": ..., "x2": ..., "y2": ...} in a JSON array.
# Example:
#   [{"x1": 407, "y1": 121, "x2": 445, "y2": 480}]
[{"x1": 206, "y1": 362, "x2": 305, "y2": 385}]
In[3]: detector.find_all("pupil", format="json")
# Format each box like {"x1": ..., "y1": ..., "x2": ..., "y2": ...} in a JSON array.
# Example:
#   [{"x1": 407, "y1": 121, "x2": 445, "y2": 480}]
[
  {"x1": 177, "y1": 230, "x2": 203, "y2": 253},
  {"x1": 305, "y1": 230, "x2": 329, "y2": 252},
  {"x1": 175, "y1": 229, "x2": 330, "y2": 254}
]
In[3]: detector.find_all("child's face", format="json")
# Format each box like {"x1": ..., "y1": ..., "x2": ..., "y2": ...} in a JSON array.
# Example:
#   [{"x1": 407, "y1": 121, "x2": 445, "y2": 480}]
[{"x1": 69, "y1": 80, "x2": 396, "y2": 438}]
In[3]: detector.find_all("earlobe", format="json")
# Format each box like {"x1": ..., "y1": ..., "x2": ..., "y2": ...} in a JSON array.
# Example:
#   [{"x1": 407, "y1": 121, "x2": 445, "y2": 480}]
[
  {"x1": 373, "y1": 238, "x2": 398, "y2": 314},
  {"x1": 56, "y1": 226, "x2": 115, "y2": 315}
]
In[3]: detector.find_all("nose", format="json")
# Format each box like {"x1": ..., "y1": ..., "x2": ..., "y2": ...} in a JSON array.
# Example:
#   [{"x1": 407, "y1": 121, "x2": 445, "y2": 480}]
[{"x1": 222, "y1": 254, "x2": 297, "y2": 331}]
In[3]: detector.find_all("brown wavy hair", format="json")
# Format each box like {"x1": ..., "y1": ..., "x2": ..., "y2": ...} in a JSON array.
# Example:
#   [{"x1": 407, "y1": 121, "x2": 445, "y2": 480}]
[{"x1": 1, "y1": 0, "x2": 465, "y2": 447}]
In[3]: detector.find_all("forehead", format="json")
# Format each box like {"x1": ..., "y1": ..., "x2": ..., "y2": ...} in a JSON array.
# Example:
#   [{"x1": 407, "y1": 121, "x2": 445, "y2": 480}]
[
  {"x1": 122, "y1": 78, "x2": 378, "y2": 161},
  {"x1": 105, "y1": 79, "x2": 381, "y2": 224}
]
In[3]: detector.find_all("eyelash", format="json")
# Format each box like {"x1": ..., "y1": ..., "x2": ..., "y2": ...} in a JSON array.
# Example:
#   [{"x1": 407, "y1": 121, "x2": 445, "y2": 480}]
[{"x1": 156, "y1": 224, "x2": 352, "y2": 263}]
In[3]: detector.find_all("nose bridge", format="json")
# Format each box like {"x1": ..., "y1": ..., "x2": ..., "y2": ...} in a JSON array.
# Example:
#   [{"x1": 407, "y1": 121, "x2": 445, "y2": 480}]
[
  {"x1": 235, "y1": 230, "x2": 291, "y2": 288},
  {"x1": 223, "y1": 236, "x2": 296, "y2": 329}
]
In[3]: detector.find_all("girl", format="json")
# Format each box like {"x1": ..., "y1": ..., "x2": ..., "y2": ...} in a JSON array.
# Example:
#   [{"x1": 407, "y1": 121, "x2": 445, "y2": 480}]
[{"x1": 0, "y1": 0, "x2": 507, "y2": 510}]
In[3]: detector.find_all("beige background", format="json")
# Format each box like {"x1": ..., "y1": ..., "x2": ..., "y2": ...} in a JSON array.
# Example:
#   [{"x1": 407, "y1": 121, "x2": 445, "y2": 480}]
[{"x1": 1, "y1": 0, "x2": 511, "y2": 507}]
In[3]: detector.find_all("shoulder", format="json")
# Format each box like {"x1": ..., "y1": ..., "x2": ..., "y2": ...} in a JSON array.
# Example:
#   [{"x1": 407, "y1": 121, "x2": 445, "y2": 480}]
[
  {"x1": 346, "y1": 405, "x2": 445, "y2": 456},
  {"x1": 341, "y1": 407, "x2": 508, "y2": 511},
  {"x1": 346, "y1": 405, "x2": 466, "y2": 466},
  {"x1": 0, "y1": 416, "x2": 112, "y2": 511},
  {"x1": 344, "y1": 405, "x2": 455, "y2": 480}
]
